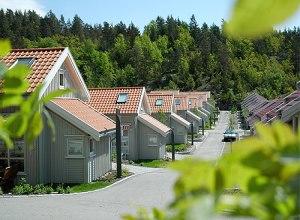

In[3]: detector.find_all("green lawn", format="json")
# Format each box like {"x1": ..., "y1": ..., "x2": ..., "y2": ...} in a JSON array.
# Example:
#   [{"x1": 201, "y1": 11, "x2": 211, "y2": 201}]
[
  {"x1": 133, "y1": 159, "x2": 171, "y2": 168},
  {"x1": 69, "y1": 181, "x2": 111, "y2": 193},
  {"x1": 69, "y1": 169, "x2": 131, "y2": 193},
  {"x1": 166, "y1": 143, "x2": 189, "y2": 152}
]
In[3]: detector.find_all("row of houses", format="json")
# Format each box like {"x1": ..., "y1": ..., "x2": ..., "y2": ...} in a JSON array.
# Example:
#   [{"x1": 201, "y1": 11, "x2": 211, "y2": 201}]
[
  {"x1": 0, "y1": 47, "x2": 215, "y2": 185},
  {"x1": 241, "y1": 83, "x2": 300, "y2": 133}
]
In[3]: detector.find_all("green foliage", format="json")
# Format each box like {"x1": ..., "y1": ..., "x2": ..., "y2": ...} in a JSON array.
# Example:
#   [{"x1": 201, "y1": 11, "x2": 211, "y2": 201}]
[
  {"x1": 155, "y1": 110, "x2": 168, "y2": 125},
  {"x1": 12, "y1": 178, "x2": 34, "y2": 195},
  {"x1": 1, "y1": 10, "x2": 300, "y2": 108},
  {"x1": 124, "y1": 122, "x2": 300, "y2": 219},
  {"x1": 228, "y1": 113, "x2": 238, "y2": 130},
  {"x1": 166, "y1": 143, "x2": 189, "y2": 152},
  {"x1": 226, "y1": 0, "x2": 300, "y2": 38}
]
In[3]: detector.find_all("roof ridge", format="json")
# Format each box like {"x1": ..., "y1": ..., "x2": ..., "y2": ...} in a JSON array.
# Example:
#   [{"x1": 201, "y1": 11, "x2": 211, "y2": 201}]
[
  {"x1": 89, "y1": 86, "x2": 144, "y2": 90},
  {"x1": 12, "y1": 47, "x2": 65, "y2": 52}
]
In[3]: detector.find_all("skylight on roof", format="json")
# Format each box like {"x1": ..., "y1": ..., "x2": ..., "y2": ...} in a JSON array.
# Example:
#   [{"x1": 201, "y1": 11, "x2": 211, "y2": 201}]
[
  {"x1": 16, "y1": 57, "x2": 35, "y2": 67},
  {"x1": 117, "y1": 93, "x2": 128, "y2": 103},
  {"x1": 155, "y1": 99, "x2": 163, "y2": 106},
  {"x1": 175, "y1": 99, "x2": 181, "y2": 105}
]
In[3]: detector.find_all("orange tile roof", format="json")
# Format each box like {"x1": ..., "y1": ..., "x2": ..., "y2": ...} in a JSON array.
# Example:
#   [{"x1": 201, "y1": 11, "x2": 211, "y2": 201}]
[
  {"x1": 147, "y1": 94, "x2": 174, "y2": 113},
  {"x1": 174, "y1": 95, "x2": 189, "y2": 111},
  {"x1": 51, "y1": 98, "x2": 115, "y2": 133},
  {"x1": 1, "y1": 48, "x2": 65, "y2": 93},
  {"x1": 88, "y1": 87, "x2": 144, "y2": 114}
]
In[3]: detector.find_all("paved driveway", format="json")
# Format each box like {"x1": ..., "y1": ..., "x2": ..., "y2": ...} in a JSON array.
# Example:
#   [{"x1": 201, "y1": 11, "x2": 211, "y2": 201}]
[
  {"x1": 0, "y1": 111, "x2": 229, "y2": 220},
  {"x1": 1, "y1": 169, "x2": 177, "y2": 220}
]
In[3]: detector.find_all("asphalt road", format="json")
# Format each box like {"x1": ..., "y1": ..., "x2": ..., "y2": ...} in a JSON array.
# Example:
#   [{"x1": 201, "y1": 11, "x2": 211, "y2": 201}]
[{"x1": 0, "y1": 111, "x2": 229, "y2": 220}]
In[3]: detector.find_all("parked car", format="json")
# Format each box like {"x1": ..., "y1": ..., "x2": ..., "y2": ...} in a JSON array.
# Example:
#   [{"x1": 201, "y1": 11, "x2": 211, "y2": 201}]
[{"x1": 223, "y1": 129, "x2": 239, "y2": 142}]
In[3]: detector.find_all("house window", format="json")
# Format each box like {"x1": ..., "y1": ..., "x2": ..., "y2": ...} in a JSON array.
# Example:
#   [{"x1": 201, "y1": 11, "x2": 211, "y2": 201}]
[
  {"x1": 67, "y1": 138, "x2": 84, "y2": 157},
  {"x1": 15, "y1": 57, "x2": 35, "y2": 67},
  {"x1": 117, "y1": 93, "x2": 128, "y2": 103},
  {"x1": 89, "y1": 139, "x2": 95, "y2": 155},
  {"x1": 0, "y1": 139, "x2": 25, "y2": 175},
  {"x1": 175, "y1": 99, "x2": 181, "y2": 105},
  {"x1": 148, "y1": 135, "x2": 158, "y2": 146},
  {"x1": 59, "y1": 70, "x2": 64, "y2": 88},
  {"x1": 188, "y1": 99, "x2": 192, "y2": 105},
  {"x1": 155, "y1": 99, "x2": 164, "y2": 106}
]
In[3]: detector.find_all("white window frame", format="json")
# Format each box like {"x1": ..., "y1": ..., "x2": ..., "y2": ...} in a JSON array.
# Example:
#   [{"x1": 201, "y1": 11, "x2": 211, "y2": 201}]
[
  {"x1": 59, "y1": 69, "x2": 65, "y2": 89},
  {"x1": 147, "y1": 134, "x2": 159, "y2": 147},
  {"x1": 66, "y1": 137, "x2": 84, "y2": 158}
]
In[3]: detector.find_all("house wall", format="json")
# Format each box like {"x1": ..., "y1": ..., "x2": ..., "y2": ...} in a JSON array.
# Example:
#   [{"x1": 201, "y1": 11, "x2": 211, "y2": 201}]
[
  {"x1": 137, "y1": 121, "x2": 166, "y2": 160},
  {"x1": 44, "y1": 63, "x2": 82, "y2": 99},
  {"x1": 89, "y1": 136, "x2": 112, "y2": 180},
  {"x1": 35, "y1": 110, "x2": 111, "y2": 184},
  {"x1": 186, "y1": 114, "x2": 201, "y2": 134},
  {"x1": 170, "y1": 118, "x2": 188, "y2": 144},
  {"x1": 107, "y1": 113, "x2": 138, "y2": 161}
]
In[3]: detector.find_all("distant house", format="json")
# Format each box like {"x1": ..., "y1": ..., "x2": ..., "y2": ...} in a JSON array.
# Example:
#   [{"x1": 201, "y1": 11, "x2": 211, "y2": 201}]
[
  {"x1": 147, "y1": 94, "x2": 191, "y2": 144},
  {"x1": 88, "y1": 87, "x2": 171, "y2": 160},
  {"x1": 242, "y1": 89, "x2": 300, "y2": 132},
  {"x1": 268, "y1": 90, "x2": 300, "y2": 131},
  {"x1": 1, "y1": 48, "x2": 115, "y2": 184},
  {"x1": 173, "y1": 94, "x2": 202, "y2": 133}
]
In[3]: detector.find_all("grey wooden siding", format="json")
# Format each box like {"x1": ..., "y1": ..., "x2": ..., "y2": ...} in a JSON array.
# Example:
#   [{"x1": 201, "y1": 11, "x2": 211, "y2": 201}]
[
  {"x1": 151, "y1": 112, "x2": 188, "y2": 144},
  {"x1": 24, "y1": 139, "x2": 38, "y2": 184},
  {"x1": 137, "y1": 121, "x2": 166, "y2": 160},
  {"x1": 93, "y1": 136, "x2": 112, "y2": 179},
  {"x1": 44, "y1": 63, "x2": 81, "y2": 99},
  {"x1": 107, "y1": 114, "x2": 138, "y2": 161},
  {"x1": 170, "y1": 118, "x2": 188, "y2": 144},
  {"x1": 48, "y1": 111, "x2": 86, "y2": 183}
]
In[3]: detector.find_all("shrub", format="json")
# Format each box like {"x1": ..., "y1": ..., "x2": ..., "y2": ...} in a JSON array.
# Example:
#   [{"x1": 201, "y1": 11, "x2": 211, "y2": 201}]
[
  {"x1": 33, "y1": 184, "x2": 48, "y2": 194},
  {"x1": 166, "y1": 143, "x2": 188, "y2": 152},
  {"x1": 65, "y1": 186, "x2": 71, "y2": 194},
  {"x1": 12, "y1": 183, "x2": 33, "y2": 195},
  {"x1": 56, "y1": 184, "x2": 65, "y2": 194},
  {"x1": 44, "y1": 185, "x2": 54, "y2": 194}
]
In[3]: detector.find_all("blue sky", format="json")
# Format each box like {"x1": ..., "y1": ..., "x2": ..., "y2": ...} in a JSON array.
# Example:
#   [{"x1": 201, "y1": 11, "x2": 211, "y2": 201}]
[{"x1": 1, "y1": 0, "x2": 300, "y2": 31}]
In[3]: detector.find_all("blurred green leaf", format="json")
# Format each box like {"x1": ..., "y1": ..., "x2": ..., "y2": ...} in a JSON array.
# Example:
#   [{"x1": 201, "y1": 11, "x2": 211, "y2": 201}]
[
  {"x1": 0, "y1": 40, "x2": 11, "y2": 57},
  {"x1": 226, "y1": 0, "x2": 300, "y2": 38},
  {"x1": 25, "y1": 111, "x2": 43, "y2": 144},
  {"x1": 41, "y1": 88, "x2": 72, "y2": 104},
  {"x1": 0, "y1": 129, "x2": 13, "y2": 149},
  {"x1": 0, "y1": 94, "x2": 23, "y2": 108}
]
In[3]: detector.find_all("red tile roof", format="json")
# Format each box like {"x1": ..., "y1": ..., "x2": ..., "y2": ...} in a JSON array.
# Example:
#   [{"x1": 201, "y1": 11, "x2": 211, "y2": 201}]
[
  {"x1": 1, "y1": 48, "x2": 65, "y2": 93},
  {"x1": 174, "y1": 95, "x2": 189, "y2": 111},
  {"x1": 150, "y1": 90, "x2": 180, "y2": 95},
  {"x1": 50, "y1": 98, "x2": 115, "y2": 133},
  {"x1": 147, "y1": 94, "x2": 174, "y2": 113},
  {"x1": 88, "y1": 87, "x2": 144, "y2": 114}
]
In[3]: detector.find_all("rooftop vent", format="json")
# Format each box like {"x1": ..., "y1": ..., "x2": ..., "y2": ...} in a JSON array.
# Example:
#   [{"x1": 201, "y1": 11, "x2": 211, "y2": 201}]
[
  {"x1": 117, "y1": 93, "x2": 128, "y2": 104},
  {"x1": 175, "y1": 99, "x2": 181, "y2": 105},
  {"x1": 15, "y1": 57, "x2": 35, "y2": 67},
  {"x1": 155, "y1": 99, "x2": 163, "y2": 106}
]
